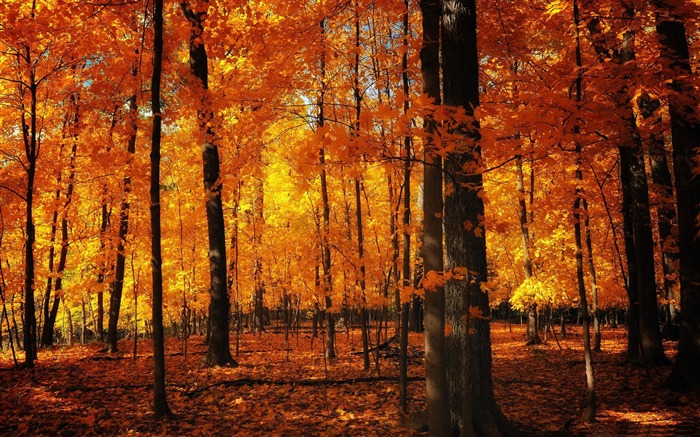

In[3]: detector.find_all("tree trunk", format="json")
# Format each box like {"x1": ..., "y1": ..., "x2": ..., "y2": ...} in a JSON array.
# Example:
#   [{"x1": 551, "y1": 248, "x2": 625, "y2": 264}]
[
  {"x1": 420, "y1": 0, "x2": 450, "y2": 430},
  {"x1": 150, "y1": 0, "x2": 171, "y2": 415},
  {"x1": 572, "y1": 1, "x2": 596, "y2": 421},
  {"x1": 653, "y1": 5, "x2": 700, "y2": 392},
  {"x1": 516, "y1": 154, "x2": 541, "y2": 346},
  {"x1": 582, "y1": 199, "x2": 601, "y2": 352},
  {"x1": 41, "y1": 181, "x2": 61, "y2": 347},
  {"x1": 317, "y1": 17, "x2": 335, "y2": 362},
  {"x1": 442, "y1": 0, "x2": 513, "y2": 434},
  {"x1": 106, "y1": 93, "x2": 137, "y2": 353},
  {"x1": 638, "y1": 94, "x2": 680, "y2": 334},
  {"x1": 21, "y1": 72, "x2": 40, "y2": 367},
  {"x1": 43, "y1": 109, "x2": 79, "y2": 347},
  {"x1": 399, "y1": 0, "x2": 412, "y2": 414},
  {"x1": 627, "y1": 143, "x2": 668, "y2": 366},
  {"x1": 181, "y1": 1, "x2": 235, "y2": 367},
  {"x1": 619, "y1": 148, "x2": 641, "y2": 361}
]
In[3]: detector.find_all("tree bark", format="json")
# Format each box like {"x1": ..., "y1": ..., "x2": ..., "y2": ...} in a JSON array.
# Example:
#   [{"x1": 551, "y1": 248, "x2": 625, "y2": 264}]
[
  {"x1": 150, "y1": 0, "x2": 171, "y2": 415},
  {"x1": 653, "y1": 3, "x2": 700, "y2": 391},
  {"x1": 181, "y1": 0, "x2": 236, "y2": 367},
  {"x1": 419, "y1": 0, "x2": 450, "y2": 432},
  {"x1": 317, "y1": 17, "x2": 335, "y2": 362},
  {"x1": 639, "y1": 97, "x2": 679, "y2": 332},
  {"x1": 442, "y1": 0, "x2": 513, "y2": 434},
  {"x1": 399, "y1": 0, "x2": 412, "y2": 414},
  {"x1": 106, "y1": 93, "x2": 137, "y2": 353},
  {"x1": 22, "y1": 65, "x2": 39, "y2": 367}
]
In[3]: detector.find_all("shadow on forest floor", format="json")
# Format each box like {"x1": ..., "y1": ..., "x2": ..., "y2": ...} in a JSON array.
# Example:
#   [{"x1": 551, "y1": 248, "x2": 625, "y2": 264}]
[
  {"x1": 0, "y1": 324, "x2": 697, "y2": 436},
  {"x1": 491, "y1": 323, "x2": 699, "y2": 436}
]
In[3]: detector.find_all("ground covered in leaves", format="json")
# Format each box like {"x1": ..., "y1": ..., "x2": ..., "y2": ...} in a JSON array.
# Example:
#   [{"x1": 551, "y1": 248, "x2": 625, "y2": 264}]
[{"x1": 1, "y1": 323, "x2": 698, "y2": 435}]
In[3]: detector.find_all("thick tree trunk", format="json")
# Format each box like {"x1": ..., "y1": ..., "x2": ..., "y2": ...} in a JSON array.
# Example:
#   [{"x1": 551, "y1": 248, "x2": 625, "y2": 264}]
[
  {"x1": 420, "y1": 0, "x2": 450, "y2": 431},
  {"x1": 582, "y1": 0, "x2": 656, "y2": 365},
  {"x1": 639, "y1": 95, "x2": 680, "y2": 332},
  {"x1": 619, "y1": 148, "x2": 641, "y2": 361},
  {"x1": 627, "y1": 144, "x2": 668, "y2": 366},
  {"x1": 442, "y1": 0, "x2": 513, "y2": 434},
  {"x1": 181, "y1": 1, "x2": 235, "y2": 367},
  {"x1": 653, "y1": 6, "x2": 700, "y2": 392}
]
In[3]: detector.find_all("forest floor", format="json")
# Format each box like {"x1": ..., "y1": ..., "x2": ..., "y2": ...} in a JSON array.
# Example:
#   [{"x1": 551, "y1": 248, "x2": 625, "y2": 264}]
[{"x1": 1, "y1": 323, "x2": 698, "y2": 436}]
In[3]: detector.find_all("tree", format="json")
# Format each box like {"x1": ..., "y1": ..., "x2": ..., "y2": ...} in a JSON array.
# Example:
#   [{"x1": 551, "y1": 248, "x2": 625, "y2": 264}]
[
  {"x1": 149, "y1": 0, "x2": 171, "y2": 416},
  {"x1": 442, "y1": 0, "x2": 513, "y2": 434},
  {"x1": 653, "y1": 0, "x2": 700, "y2": 392},
  {"x1": 181, "y1": 0, "x2": 236, "y2": 367},
  {"x1": 419, "y1": 0, "x2": 450, "y2": 432}
]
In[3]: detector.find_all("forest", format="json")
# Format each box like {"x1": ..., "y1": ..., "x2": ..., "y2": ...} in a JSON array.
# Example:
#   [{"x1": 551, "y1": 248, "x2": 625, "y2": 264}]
[{"x1": 0, "y1": 0, "x2": 699, "y2": 435}]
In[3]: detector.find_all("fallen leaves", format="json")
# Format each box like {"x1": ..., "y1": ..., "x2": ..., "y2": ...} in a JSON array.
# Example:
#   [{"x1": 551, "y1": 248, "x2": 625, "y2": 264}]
[{"x1": 1, "y1": 324, "x2": 698, "y2": 436}]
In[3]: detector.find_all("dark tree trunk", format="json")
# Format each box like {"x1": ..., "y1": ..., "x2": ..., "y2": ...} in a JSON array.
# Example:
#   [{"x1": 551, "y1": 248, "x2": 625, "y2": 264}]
[
  {"x1": 399, "y1": 0, "x2": 412, "y2": 414},
  {"x1": 619, "y1": 148, "x2": 641, "y2": 361},
  {"x1": 420, "y1": 0, "x2": 450, "y2": 431},
  {"x1": 150, "y1": 0, "x2": 171, "y2": 415},
  {"x1": 96, "y1": 197, "x2": 111, "y2": 342},
  {"x1": 572, "y1": 2, "x2": 596, "y2": 421},
  {"x1": 442, "y1": 0, "x2": 513, "y2": 434},
  {"x1": 317, "y1": 18, "x2": 335, "y2": 362},
  {"x1": 627, "y1": 144, "x2": 668, "y2": 366},
  {"x1": 181, "y1": 1, "x2": 235, "y2": 367},
  {"x1": 43, "y1": 104, "x2": 79, "y2": 347},
  {"x1": 23, "y1": 74, "x2": 39, "y2": 367},
  {"x1": 253, "y1": 177, "x2": 265, "y2": 334},
  {"x1": 582, "y1": 199, "x2": 601, "y2": 352},
  {"x1": 582, "y1": 0, "x2": 654, "y2": 365},
  {"x1": 653, "y1": 5, "x2": 700, "y2": 392},
  {"x1": 106, "y1": 93, "x2": 137, "y2": 354},
  {"x1": 41, "y1": 183, "x2": 61, "y2": 347},
  {"x1": 351, "y1": 0, "x2": 369, "y2": 372},
  {"x1": 647, "y1": 123, "x2": 679, "y2": 329}
]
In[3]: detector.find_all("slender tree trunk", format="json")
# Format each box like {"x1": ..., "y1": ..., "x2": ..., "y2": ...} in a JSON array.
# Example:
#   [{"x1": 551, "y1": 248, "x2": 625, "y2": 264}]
[
  {"x1": 43, "y1": 108, "x2": 78, "y2": 347},
  {"x1": 150, "y1": 0, "x2": 171, "y2": 415},
  {"x1": 181, "y1": 1, "x2": 235, "y2": 366},
  {"x1": 22, "y1": 70, "x2": 39, "y2": 367},
  {"x1": 516, "y1": 154, "x2": 541, "y2": 346},
  {"x1": 106, "y1": 93, "x2": 137, "y2": 353},
  {"x1": 399, "y1": 0, "x2": 412, "y2": 413},
  {"x1": 572, "y1": 1, "x2": 596, "y2": 421},
  {"x1": 317, "y1": 17, "x2": 335, "y2": 362},
  {"x1": 41, "y1": 180, "x2": 61, "y2": 347},
  {"x1": 351, "y1": 0, "x2": 370, "y2": 372},
  {"x1": 96, "y1": 183, "x2": 112, "y2": 342},
  {"x1": 582, "y1": 199, "x2": 601, "y2": 352}
]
